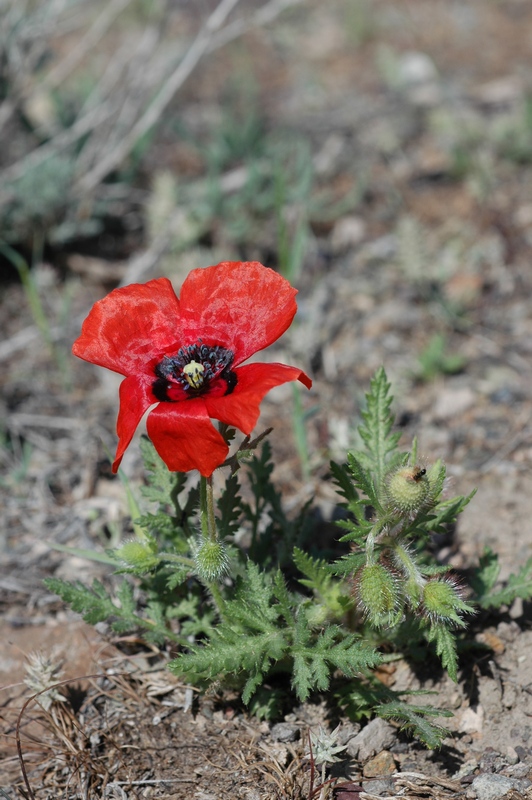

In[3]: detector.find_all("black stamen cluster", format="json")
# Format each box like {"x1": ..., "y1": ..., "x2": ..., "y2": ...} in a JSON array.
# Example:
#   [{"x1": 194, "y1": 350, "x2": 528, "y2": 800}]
[{"x1": 153, "y1": 342, "x2": 236, "y2": 401}]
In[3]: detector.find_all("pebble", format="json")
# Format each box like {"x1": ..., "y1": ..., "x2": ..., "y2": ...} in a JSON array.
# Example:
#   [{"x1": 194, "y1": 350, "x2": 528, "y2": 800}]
[
  {"x1": 346, "y1": 718, "x2": 396, "y2": 762},
  {"x1": 270, "y1": 722, "x2": 300, "y2": 743},
  {"x1": 471, "y1": 773, "x2": 523, "y2": 800},
  {"x1": 362, "y1": 750, "x2": 396, "y2": 777},
  {"x1": 330, "y1": 216, "x2": 366, "y2": 253},
  {"x1": 433, "y1": 386, "x2": 476, "y2": 420},
  {"x1": 362, "y1": 778, "x2": 395, "y2": 796},
  {"x1": 458, "y1": 705, "x2": 484, "y2": 735},
  {"x1": 398, "y1": 51, "x2": 438, "y2": 85}
]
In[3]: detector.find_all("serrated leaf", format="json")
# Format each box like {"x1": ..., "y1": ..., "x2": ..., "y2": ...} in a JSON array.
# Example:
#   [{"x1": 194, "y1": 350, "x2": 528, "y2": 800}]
[
  {"x1": 139, "y1": 435, "x2": 186, "y2": 507},
  {"x1": 425, "y1": 623, "x2": 459, "y2": 682},
  {"x1": 330, "y1": 461, "x2": 359, "y2": 505},
  {"x1": 347, "y1": 453, "x2": 379, "y2": 506},
  {"x1": 217, "y1": 473, "x2": 242, "y2": 539},
  {"x1": 376, "y1": 701, "x2": 451, "y2": 749},
  {"x1": 357, "y1": 366, "x2": 401, "y2": 486},
  {"x1": 477, "y1": 554, "x2": 532, "y2": 609},
  {"x1": 293, "y1": 547, "x2": 332, "y2": 594}
]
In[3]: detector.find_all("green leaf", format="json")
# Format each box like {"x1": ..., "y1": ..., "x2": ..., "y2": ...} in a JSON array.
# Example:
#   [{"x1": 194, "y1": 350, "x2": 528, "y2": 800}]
[
  {"x1": 47, "y1": 543, "x2": 118, "y2": 566},
  {"x1": 476, "y1": 554, "x2": 532, "y2": 609},
  {"x1": 216, "y1": 473, "x2": 242, "y2": 539},
  {"x1": 357, "y1": 367, "x2": 401, "y2": 487},
  {"x1": 377, "y1": 700, "x2": 452, "y2": 749},
  {"x1": 330, "y1": 461, "x2": 359, "y2": 505},
  {"x1": 425, "y1": 623, "x2": 459, "y2": 682},
  {"x1": 44, "y1": 578, "x2": 120, "y2": 626},
  {"x1": 347, "y1": 453, "x2": 379, "y2": 507},
  {"x1": 470, "y1": 547, "x2": 500, "y2": 601},
  {"x1": 139, "y1": 435, "x2": 186, "y2": 507}
]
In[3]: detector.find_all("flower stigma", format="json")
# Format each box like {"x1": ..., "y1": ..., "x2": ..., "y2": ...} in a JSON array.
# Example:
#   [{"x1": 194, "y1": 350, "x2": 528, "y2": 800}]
[
  {"x1": 152, "y1": 342, "x2": 237, "y2": 402},
  {"x1": 183, "y1": 360, "x2": 205, "y2": 389}
]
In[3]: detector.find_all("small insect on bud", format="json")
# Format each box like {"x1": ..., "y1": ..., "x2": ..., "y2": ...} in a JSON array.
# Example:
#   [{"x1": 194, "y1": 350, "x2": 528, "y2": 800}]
[
  {"x1": 194, "y1": 538, "x2": 229, "y2": 583},
  {"x1": 355, "y1": 562, "x2": 400, "y2": 626},
  {"x1": 385, "y1": 464, "x2": 431, "y2": 514}
]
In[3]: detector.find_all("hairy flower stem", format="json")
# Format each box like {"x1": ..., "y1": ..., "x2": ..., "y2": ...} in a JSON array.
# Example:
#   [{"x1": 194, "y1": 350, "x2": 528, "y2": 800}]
[
  {"x1": 391, "y1": 541, "x2": 425, "y2": 588},
  {"x1": 199, "y1": 475, "x2": 227, "y2": 619},
  {"x1": 158, "y1": 553, "x2": 195, "y2": 568},
  {"x1": 200, "y1": 476, "x2": 217, "y2": 542}
]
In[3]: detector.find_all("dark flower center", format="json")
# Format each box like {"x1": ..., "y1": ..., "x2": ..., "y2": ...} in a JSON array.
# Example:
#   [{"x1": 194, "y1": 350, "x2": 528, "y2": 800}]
[{"x1": 152, "y1": 342, "x2": 237, "y2": 402}]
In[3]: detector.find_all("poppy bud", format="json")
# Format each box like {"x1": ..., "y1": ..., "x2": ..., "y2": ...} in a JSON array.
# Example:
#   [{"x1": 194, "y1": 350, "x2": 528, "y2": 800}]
[
  {"x1": 356, "y1": 562, "x2": 400, "y2": 626},
  {"x1": 116, "y1": 540, "x2": 159, "y2": 570},
  {"x1": 422, "y1": 578, "x2": 467, "y2": 624},
  {"x1": 385, "y1": 465, "x2": 430, "y2": 514},
  {"x1": 194, "y1": 538, "x2": 229, "y2": 583}
]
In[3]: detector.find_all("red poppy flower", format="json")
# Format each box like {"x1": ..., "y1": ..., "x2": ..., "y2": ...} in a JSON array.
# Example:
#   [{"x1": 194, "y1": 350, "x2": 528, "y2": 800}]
[{"x1": 73, "y1": 261, "x2": 312, "y2": 476}]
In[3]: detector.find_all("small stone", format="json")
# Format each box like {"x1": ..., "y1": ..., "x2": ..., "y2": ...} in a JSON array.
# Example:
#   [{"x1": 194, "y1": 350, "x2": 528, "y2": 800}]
[
  {"x1": 330, "y1": 216, "x2": 366, "y2": 254},
  {"x1": 471, "y1": 773, "x2": 518, "y2": 800},
  {"x1": 433, "y1": 386, "x2": 475, "y2": 420},
  {"x1": 346, "y1": 718, "x2": 396, "y2": 762},
  {"x1": 398, "y1": 51, "x2": 438, "y2": 85},
  {"x1": 362, "y1": 778, "x2": 395, "y2": 796},
  {"x1": 362, "y1": 750, "x2": 396, "y2": 778},
  {"x1": 270, "y1": 722, "x2": 300, "y2": 743},
  {"x1": 453, "y1": 759, "x2": 479, "y2": 780},
  {"x1": 506, "y1": 763, "x2": 530, "y2": 779},
  {"x1": 497, "y1": 621, "x2": 520, "y2": 643},
  {"x1": 458, "y1": 705, "x2": 484, "y2": 735}
]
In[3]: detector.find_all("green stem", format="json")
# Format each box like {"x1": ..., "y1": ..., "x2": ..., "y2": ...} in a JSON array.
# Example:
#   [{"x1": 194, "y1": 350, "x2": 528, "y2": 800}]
[
  {"x1": 208, "y1": 582, "x2": 226, "y2": 620},
  {"x1": 392, "y1": 542, "x2": 425, "y2": 588},
  {"x1": 200, "y1": 474, "x2": 218, "y2": 541},
  {"x1": 199, "y1": 475, "x2": 210, "y2": 539},
  {"x1": 158, "y1": 553, "x2": 195, "y2": 568},
  {"x1": 199, "y1": 474, "x2": 227, "y2": 619}
]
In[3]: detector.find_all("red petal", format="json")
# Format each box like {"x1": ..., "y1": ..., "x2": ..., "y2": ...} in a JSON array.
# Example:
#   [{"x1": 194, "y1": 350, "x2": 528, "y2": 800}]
[
  {"x1": 112, "y1": 374, "x2": 156, "y2": 472},
  {"x1": 146, "y1": 400, "x2": 229, "y2": 477},
  {"x1": 179, "y1": 262, "x2": 298, "y2": 364},
  {"x1": 73, "y1": 278, "x2": 182, "y2": 376},
  {"x1": 204, "y1": 362, "x2": 312, "y2": 434}
]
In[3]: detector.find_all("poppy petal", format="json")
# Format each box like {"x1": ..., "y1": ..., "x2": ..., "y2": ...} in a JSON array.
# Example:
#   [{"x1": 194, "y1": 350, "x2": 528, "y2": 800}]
[
  {"x1": 146, "y1": 400, "x2": 229, "y2": 477},
  {"x1": 113, "y1": 374, "x2": 157, "y2": 472},
  {"x1": 204, "y1": 362, "x2": 312, "y2": 434},
  {"x1": 73, "y1": 278, "x2": 182, "y2": 376},
  {"x1": 179, "y1": 262, "x2": 298, "y2": 364}
]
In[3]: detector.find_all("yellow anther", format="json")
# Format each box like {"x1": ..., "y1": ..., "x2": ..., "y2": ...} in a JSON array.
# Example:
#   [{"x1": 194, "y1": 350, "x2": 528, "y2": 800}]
[{"x1": 183, "y1": 360, "x2": 205, "y2": 389}]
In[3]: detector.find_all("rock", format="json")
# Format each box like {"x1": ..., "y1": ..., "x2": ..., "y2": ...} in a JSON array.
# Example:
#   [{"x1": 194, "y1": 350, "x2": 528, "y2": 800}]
[
  {"x1": 471, "y1": 773, "x2": 519, "y2": 800},
  {"x1": 433, "y1": 386, "x2": 476, "y2": 420},
  {"x1": 362, "y1": 750, "x2": 396, "y2": 777},
  {"x1": 398, "y1": 51, "x2": 438, "y2": 85},
  {"x1": 458, "y1": 705, "x2": 484, "y2": 735},
  {"x1": 346, "y1": 718, "x2": 396, "y2": 762},
  {"x1": 330, "y1": 216, "x2": 366, "y2": 254},
  {"x1": 362, "y1": 778, "x2": 395, "y2": 797},
  {"x1": 270, "y1": 722, "x2": 300, "y2": 743}
]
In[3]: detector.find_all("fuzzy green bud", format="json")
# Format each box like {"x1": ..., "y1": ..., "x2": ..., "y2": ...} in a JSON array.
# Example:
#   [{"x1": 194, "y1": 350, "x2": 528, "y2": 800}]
[
  {"x1": 194, "y1": 538, "x2": 229, "y2": 583},
  {"x1": 356, "y1": 562, "x2": 400, "y2": 626},
  {"x1": 115, "y1": 540, "x2": 159, "y2": 570},
  {"x1": 422, "y1": 579, "x2": 466, "y2": 624},
  {"x1": 385, "y1": 465, "x2": 430, "y2": 514}
]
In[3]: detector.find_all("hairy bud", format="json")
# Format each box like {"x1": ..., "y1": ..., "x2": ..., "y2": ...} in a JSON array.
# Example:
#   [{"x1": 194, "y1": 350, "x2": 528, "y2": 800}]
[
  {"x1": 116, "y1": 539, "x2": 159, "y2": 570},
  {"x1": 422, "y1": 578, "x2": 469, "y2": 624},
  {"x1": 385, "y1": 465, "x2": 430, "y2": 514},
  {"x1": 355, "y1": 562, "x2": 401, "y2": 626},
  {"x1": 194, "y1": 538, "x2": 229, "y2": 583}
]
